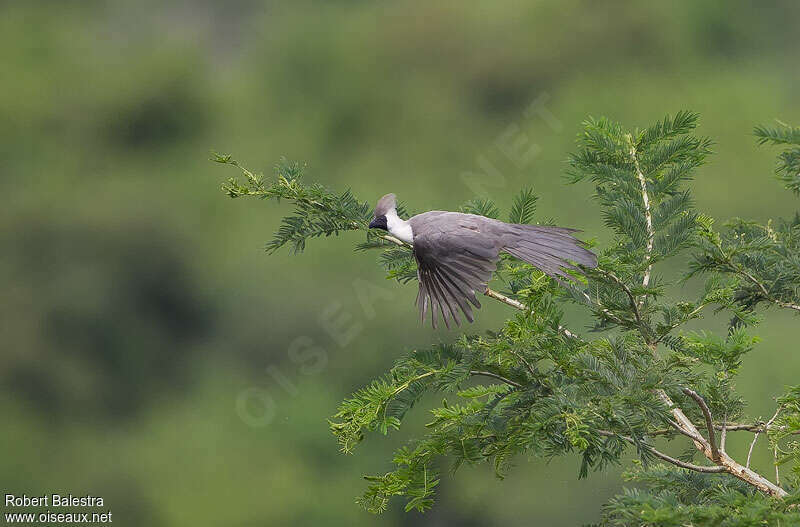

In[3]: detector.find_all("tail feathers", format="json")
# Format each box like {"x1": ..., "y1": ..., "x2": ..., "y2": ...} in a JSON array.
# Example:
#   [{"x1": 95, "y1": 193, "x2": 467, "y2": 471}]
[{"x1": 503, "y1": 225, "x2": 597, "y2": 280}]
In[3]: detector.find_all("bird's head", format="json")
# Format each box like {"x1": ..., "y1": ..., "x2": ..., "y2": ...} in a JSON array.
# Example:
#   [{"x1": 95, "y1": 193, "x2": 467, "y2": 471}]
[{"x1": 369, "y1": 193, "x2": 396, "y2": 231}]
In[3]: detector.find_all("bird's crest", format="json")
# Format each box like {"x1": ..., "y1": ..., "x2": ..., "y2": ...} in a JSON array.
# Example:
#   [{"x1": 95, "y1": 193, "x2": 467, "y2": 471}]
[{"x1": 373, "y1": 193, "x2": 397, "y2": 217}]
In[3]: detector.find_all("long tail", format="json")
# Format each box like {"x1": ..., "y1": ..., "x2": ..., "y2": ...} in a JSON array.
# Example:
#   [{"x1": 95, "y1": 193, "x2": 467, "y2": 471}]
[{"x1": 501, "y1": 224, "x2": 597, "y2": 282}]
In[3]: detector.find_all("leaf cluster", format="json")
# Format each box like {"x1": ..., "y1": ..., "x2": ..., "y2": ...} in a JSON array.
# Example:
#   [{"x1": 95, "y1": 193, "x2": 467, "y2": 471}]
[
  {"x1": 214, "y1": 153, "x2": 371, "y2": 253},
  {"x1": 755, "y1": 122, "x2": 800, "y2": 194},
  {"x1": 602, "y1": 465, "x2": 800, "y2": 526}
]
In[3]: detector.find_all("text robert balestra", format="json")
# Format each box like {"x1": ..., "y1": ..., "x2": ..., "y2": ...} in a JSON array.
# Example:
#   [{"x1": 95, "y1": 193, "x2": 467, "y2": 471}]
[{"x1": 5, "y1": 494, "x2": 105, "y2": 507}]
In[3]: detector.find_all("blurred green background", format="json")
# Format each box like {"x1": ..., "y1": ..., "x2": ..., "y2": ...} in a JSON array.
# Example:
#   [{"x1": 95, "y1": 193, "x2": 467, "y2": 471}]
[{"x1": 2, "y1": 1, "x2": 799, "y2": 525}]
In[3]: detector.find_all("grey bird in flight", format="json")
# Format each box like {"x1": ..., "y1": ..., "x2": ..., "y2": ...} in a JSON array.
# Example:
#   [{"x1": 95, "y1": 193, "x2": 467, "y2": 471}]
[{"x1": 368, "y1": 193, "x2": 597, "y2": 328}]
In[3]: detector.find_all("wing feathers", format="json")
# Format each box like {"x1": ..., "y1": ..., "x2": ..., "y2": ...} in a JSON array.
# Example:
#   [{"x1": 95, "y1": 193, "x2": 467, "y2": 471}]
[
  {"x1": 414, "y1": 232, "x2": 495, "y2": 328},
  {"x1": 410, "y1": 213, "x2": 596, "y2": 328},
  {"x1": 426, "y1": 269, "x2": 452, "y2": 328},
  {"x1": 433, "y1": 267, "x2": 473, "y2": 323}
]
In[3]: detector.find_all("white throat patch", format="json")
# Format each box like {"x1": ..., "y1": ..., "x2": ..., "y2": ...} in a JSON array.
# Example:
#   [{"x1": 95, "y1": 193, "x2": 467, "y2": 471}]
[{"x1": 385, "y1": 210, "x2": 414, "y2": 244}]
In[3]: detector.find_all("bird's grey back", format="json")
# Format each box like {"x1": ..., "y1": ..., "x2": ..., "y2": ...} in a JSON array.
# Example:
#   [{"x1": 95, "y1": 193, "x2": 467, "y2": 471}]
[{"x1": 409, "y1": 211, "x2": 507, "y2": 241}]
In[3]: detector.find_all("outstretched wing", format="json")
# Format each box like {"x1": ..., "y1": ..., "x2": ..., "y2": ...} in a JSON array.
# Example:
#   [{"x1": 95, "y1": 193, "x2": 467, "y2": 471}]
[{"x1": 412, "y1": 222, "x2": 500, "y2": 329}]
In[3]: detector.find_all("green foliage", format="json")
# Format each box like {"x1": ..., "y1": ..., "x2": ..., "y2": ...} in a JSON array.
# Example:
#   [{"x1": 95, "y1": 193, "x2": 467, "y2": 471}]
[
  {"x1": 459, "y1": 197, "x2": 500, "y2": 219},
  {"x1": 755, "y1": 122, "x2": 800, "y2": 194},
  {"x1": 690, "y1": 213, "x2": 800, "y2": 315},
  {"x1": 772, "y1": 385, "x2": 800, "y2": 489},
  {"x1": 602, "y1": 465, "x2": 800, "y2": 526},
  {"x1": 508, "y1": 188, "x2": 538, "y2": 224},
  {"x1": 568, "y1": 110, "x2": 710, "y2": 264},
  {"x1": 221, "y1": 113, "x2": 800, "y2": 522}
]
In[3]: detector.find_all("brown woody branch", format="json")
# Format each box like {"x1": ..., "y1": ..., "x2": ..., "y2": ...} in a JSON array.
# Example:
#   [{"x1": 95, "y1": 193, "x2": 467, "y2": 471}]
[
  {"x1": 598, "y1": 430, "x2": 726, "y2": 473},
  {"x1": 681, "y1": 388, "x2": 721, "y2": 461}
]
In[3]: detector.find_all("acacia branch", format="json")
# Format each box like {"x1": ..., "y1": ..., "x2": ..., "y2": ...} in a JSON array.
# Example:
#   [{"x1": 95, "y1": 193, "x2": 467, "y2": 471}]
[
  {"x1": 655, "y1": 390, "x2": 787, "y2": 497},
  {"x1": 378, "y1": 233, "x2": 411, "y2": 248},
  {"x1": 705, "y1": 235, "x2": 800, "y2": 313},
  {"x1": 483, "y1": 287, "x2": 527, "y2": 311}
]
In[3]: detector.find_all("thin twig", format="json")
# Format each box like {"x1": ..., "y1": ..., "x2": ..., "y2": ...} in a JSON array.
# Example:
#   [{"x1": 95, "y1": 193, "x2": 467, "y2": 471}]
[
  {"x1": 682, "y1": 388, "x2": 720, "y2": 461},
  {"x1": 746, "y1": 431, "x2": 760, "y2": 469},
  {"x1": 775, "y1": 445, "x2": 781, "y2": 486},
  {"x1": 597, "y1": 269, "x2": 644, "y2": 338},
  {"x1": 649, "y1": 422, "x2": 798, "y2": 438},
  {"x1": 770, "y1": 406, "x2": 783, "y2": 486},
  {"x1": 578, "y1": 289, "x2": 627, "y2": 325},
  {"x1": 469, "y1": 370, "x2": 522, "y2": 388},
  {"x1": 484, "y1": 288, "x2": 580, "y2": 340},
  {"x1": 747, "y1": 406, "x2": 783, "y2": 469},
  {"x1": 596, "y1": 268, "x2": 645, "y2": 328},
  {"x1": 738, "y1": 268, "x2": 800, "y2": 312},
  {"x1": 598, "y1": 430, "x2": 726, "y2": 473},
  {"x1": 720, "y1": 413, "x2": 727, "y2": 453},
  {"x1": 664, "y1": 417, "x2": 707, "y2": 444},
  {"x1": 508, "y1": 349, "x2": 537, "y2": 377}
]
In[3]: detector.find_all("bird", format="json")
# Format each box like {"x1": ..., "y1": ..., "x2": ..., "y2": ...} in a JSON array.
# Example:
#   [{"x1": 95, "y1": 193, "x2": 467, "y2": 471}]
[{"x1": 368, "y1": 193, "x2": 597, "y2": 328}]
